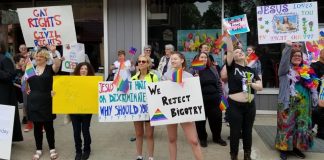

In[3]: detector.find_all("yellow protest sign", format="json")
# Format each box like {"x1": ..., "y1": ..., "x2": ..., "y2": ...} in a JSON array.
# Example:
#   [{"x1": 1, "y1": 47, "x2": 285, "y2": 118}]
[{"x1": 53, "y1": 76, "x2": 102, "y2": 114}]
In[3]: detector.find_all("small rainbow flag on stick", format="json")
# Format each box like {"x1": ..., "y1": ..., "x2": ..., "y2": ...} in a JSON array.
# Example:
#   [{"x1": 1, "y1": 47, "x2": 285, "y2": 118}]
[
  {"x1": 129, "y1": 47, "x2": 137, "y2": 56},
  {"x1": 191, "y1": 60, "x2": 206, "y2": 71},
  {"x1": 24, "y1": 58, "x2": 36, "y2": 78},
  {"x1": 246, "y1": 53, "x2": 259, "y2": 67},
  {"x1": 172, "y1": 68, "x2": 183, "y2": 84},
  {"x1": 219, "y1": 96, "x2": 229, "y2": 111}
]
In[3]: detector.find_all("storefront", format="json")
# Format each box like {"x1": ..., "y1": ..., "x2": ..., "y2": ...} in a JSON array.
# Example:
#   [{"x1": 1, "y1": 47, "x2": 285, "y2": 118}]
[{"x1": 1, "y1": 0, "x2": 323, "y2": 111}]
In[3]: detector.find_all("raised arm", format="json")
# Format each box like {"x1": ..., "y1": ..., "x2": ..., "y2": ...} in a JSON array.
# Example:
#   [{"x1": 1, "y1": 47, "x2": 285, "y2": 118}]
[
  {"x1": 278, "y1": 42, "x2": 292, "y2": 77},
  {"x1": 225, "y1": 33, "x2": 234, "y2": 66},
  {"x1": 48, "y1": 45, "x2": 62, "y2": 73}
]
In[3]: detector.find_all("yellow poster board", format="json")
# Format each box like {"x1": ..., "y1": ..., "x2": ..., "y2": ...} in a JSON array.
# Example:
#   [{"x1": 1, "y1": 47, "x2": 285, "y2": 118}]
[{"x1": 53, "y1": 76, "x2": 102, "y2": 114}]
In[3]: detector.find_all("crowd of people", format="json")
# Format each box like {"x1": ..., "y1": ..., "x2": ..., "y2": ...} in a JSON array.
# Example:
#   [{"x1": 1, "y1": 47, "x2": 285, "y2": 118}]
[{"x1": 1, "y1": 29, "x2": 324, "y2": 160}]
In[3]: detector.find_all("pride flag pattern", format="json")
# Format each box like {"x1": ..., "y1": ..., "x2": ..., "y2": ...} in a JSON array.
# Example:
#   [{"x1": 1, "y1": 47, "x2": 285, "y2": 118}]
[
  {"x1": 172, "y1": 68, "x2": 183, "y2": 83},
  {"x1": 150, "y1": 108, "x2": 167, "y2": 121},
  {"x1": 219, "y1": 96, "x2": 229, "y2": 111},
  {"x1": 191, "y1": 60, "x2": 206, "y2": 71}
]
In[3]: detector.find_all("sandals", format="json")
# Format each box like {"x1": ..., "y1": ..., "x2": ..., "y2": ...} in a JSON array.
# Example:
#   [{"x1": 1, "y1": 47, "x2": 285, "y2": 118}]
[
  {"x1": 32, "y1": 150, "x2": 42, "y2": 160},
  {"x1": 50, "y1": 149, "x2": 59, "y2": 160}
]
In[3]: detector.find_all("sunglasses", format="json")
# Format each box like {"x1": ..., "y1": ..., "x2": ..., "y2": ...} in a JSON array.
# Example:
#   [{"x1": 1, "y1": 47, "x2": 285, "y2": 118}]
[{"x1": 138, "y1": 60, "x2": 147, "y2": 64}]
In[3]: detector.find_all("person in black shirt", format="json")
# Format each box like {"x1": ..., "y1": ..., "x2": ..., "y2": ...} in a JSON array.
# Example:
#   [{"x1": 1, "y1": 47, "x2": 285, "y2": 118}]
[
  {"x1": 225, "y1": 33, "x2": 263, "y2": 160},
  {"x1": 311, "y1": 49, "x2": 324, "y2": 140},
  {"x1": 13, "y1": 54, "x2": 25, "y2": 104},
  {"x1": 192, "y1": 52, "x2": 227, "y2": 148}
]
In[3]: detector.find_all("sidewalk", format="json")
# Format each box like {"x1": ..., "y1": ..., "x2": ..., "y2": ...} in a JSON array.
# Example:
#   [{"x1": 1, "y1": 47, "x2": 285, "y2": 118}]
[{"x1": 11, "y1": 113, "x2": 324, "y2": 160}]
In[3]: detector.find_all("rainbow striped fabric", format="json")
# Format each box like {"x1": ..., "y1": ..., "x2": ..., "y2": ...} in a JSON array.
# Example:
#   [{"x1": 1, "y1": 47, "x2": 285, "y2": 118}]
[
  {"x1": 191, "y1": 60, "x2": 206, "y2": 70},
  {"x1": 25, "y1": 58, "x2": 36, "y2": 78},
  {"x1": 172, "y1": 68, "x2": 183, "y2": 83},
  {"x1": 129, "y1": 47, "x2": 137, "y2": 55},
  {"x1": 219, "y1": 96, "x2": 229, "y2": 111},
  {"x1": 246, "y1": 53, "x2": 259, "y2": 67},
  {"x1": 117, "y1": 78, "x2": 129, "y2": 93}
]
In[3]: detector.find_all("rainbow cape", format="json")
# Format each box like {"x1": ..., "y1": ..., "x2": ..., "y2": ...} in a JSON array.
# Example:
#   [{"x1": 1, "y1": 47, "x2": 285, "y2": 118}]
[
  {"x1": 219, "y1": 96, "x2": 229, "y2": 111},
  {"x1": 172, "y1": 68, "x2": 183, "y2": 83},
  {"x1": 191, "y1": 60, "x2": 206, "y2": 70},
  {"x1": 246, "y1": 53, "x2": 259, "y2": 67}
]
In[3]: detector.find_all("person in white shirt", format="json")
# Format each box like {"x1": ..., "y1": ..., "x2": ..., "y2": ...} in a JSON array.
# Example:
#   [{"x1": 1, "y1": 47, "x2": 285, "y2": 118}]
[
  {"x1": 157, "y1": 44, "x2": 173, "y2": 76},
  {"x1": 110, "y1": 50, "x2": 135, "y2": 80}
]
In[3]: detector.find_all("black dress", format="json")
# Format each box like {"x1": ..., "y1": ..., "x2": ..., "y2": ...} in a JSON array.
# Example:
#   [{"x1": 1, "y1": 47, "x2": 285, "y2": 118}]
[
  {"x1": 0, "y1": 54, "x2": 23, "y2": 142},
  {"x1": 27, "y1": 65, "x2": 56, "y2": 122}
]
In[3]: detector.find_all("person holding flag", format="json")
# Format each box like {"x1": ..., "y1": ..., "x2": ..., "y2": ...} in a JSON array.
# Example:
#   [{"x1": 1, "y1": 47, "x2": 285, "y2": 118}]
[
  {"x1": 225, "y1": 31, "x2": 263, "y2": 160},
  {"x1": 26, "y1": 47, "x2": 62, "y2": 160},
  {"x1": 108, "y1": 50, "x2": 135, "y2": 81},
  {"x1": 131, "y1": 55, "x2": 159, "y2": 160},
  {"x1": 162, "y1": 51, "x2": 203, "y2": 160},
  {"x1": 191, "y1": 52, "x2": 227, "y2": 148}
]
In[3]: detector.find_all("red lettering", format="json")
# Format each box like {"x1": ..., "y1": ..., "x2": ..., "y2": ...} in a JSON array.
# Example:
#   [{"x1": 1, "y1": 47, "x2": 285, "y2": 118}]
[
  {"x1": 33, "y1": 9, "x2": 39, "y2": 17},
  {"x1": 54, "y1": 15, "x2": 62, "y2": 25},
  {"x1": 34, "y1": 31, "x2": 40, "y2": 39},
  {"x1": 28, "y1": 18, "x2": 35, "y2": 27}
]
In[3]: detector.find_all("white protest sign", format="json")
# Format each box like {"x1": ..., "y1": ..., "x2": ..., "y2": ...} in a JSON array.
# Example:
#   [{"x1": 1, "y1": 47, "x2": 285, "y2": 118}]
[
  {"x1": 146, "y1": 77, "x2": 205, "y2": 126},
  {"x1": 0, "y1": 105, "x2": 15, "y2": 160},
  {"x1": 223, "y1": 14, "x2": 250, "y2": 35},
  {"x1": 257, "y1": 2, "x2": 318, "y2": 44},
  {"x1": 62, "y1": 43, "x2": 86, "y2": 72},
  {"x1": 98, "y1": 80, "x2": 150, "y2": 122},
  {"x1": 17, "y1": 5, "x2": 77, "y2": 47}
]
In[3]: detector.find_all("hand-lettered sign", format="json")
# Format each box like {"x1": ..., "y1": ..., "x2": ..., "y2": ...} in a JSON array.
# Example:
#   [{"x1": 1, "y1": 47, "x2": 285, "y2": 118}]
[
  {"x1": 62, "y1": 43, "x2": 86, "y2": 72},
  {"x1": 257, "y1": 2, "x2": 318, "y2": 44},
  {"x1": 223, "y1": 14, "x2": 250, "y2": 35},
  {"x1": 0, "y1": 105, "x2": 15, "y2": 160},
  {"x1": 53, "y1": 76, "x2": 102, "y2": 114},
  {"x1": 98, "y1": 80, "x2": 150, "y2": 122},
  {"x1": 146, "y1": 77, "x2": 205, "y2": 126},
  {"x1": 17, "y1": 5, "x2": 77, "y2": 47}
]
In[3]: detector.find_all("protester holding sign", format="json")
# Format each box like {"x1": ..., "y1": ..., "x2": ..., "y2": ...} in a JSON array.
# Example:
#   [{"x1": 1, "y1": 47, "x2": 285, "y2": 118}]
[
  {"x1": 26, "y1": 48, "x2": 62, "y2": 160},
  {"x1": 131, "y1": 55, "x2": 158, "y2": 160},
  {"x1": 275, "y1": 42, "x2": 319, "y2": 160},
  {"x1": 225, "y1": 32, "x2": 263, "y2": 160},
  {"x1": 70, "y1": 62, "x2": 95, "y2": 160},
  {"x1": 192, "y1": 52, "x2": 227, "y2": 148},
  {"x1": 162, "y1": 52, "x2": 203, "y2": 160},
  {"x1": 0, "y1": 42, "x2": 23, "y2": 143},
  {"x1": 310, "y1": 49, "x2": 324, "y2": 140}
]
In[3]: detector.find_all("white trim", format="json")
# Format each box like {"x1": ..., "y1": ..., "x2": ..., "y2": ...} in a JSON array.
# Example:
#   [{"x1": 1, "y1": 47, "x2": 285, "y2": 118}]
[
  {"x1": 103, "y1": 0, "x2": 109, "y2": 80},
  {"x1": 141, "y1": 0, "x2": 147, "y2": 50},
  {"x1": 256, "y1": 88, "x2": 279, "y2": 95},
  {"x1": 256, "y1": 110, "x2": 276, "y2": 115}
]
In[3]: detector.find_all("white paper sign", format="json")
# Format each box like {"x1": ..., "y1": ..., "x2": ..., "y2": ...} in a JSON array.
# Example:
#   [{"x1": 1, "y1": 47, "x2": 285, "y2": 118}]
[
  {"x1": 257, "y1": 2, "x2": 318, "y2": 44},
  {"x1": 17, "y1": 5, "x2": 77, "y2": 47},
  {"x1": 62, "y1": 43, "x2": 86, "y2": 72},
  {"x1": 146, "y1": 77, "x2": 205, "y2": 126},
  {"x1": 98, "y1": 80, "x2": 150, "y2": 122},
  {"x1": 223, "y1": 14, "x2": 250, "y2": 35},
  {"x1": 0, "y1": 105, "x2": 15, "y2": 160}
]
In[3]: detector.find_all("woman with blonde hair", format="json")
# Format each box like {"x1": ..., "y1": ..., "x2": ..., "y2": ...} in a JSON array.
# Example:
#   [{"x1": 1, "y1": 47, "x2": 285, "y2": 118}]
[
  {"x1": 132, "y1": 55, "x2": 159, "y2": 160},
  {"x1": 27, "y1": 47, "x2": 62, "y2": 160}
]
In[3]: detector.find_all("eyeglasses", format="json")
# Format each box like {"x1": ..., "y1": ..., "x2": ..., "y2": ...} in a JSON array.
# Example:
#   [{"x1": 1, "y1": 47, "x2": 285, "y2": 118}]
[
  {"x1": 292, "y1": 55, "x2": 302, "y2": 58},
  {"x1": 292, "y1": 43, "x2": 302, "y2": 48},
  {"x1": 138, "y1": 60, "x2": 147, "y2": 64},
  {"x1": 145, "y1": 50, "x2": 151, "y2": 52}
]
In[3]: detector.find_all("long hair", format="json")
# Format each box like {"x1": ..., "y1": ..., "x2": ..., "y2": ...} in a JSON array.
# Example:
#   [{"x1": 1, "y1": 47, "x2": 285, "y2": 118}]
[
  {"x1": 194, "y1": 52, "x2": 211, "y2": 68},
  {"x1": 171, "y1": 51, "x2": 186, "y2": 69},
  {"x1": 73, "y1": 62, "x2": 95, "y2": 76}
]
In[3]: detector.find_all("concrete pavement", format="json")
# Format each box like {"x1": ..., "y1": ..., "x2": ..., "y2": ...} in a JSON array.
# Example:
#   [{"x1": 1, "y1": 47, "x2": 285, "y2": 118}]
[{"x1": 10, "y1": 112, "x2": 324, "y2": 160}]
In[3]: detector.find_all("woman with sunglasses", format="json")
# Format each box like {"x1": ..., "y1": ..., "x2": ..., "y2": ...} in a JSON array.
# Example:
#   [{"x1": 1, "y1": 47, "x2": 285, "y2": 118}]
[
  {"x1": 225, "y1": 32, "x2": 263, "y2": 160},
  {"x1": 162, "y1": 51, "x2": 203, "y2": 160},
  {"x1": 131, "y1": 55, "x2": 159, "y2": 160},
  {"x1": 275, "y1": 42, "x2": 319, "y2": 160}
]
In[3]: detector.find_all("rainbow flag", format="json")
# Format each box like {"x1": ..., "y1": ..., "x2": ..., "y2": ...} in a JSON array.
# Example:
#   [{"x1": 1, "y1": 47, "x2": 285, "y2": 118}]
[
  {"x1": 219, "y1": 96, "x2": 229, "y2": 111},
  {"x1": 129, "y1": 47, "x2": 137, "y2": 55},
  {"x1": 172, "y1": 68, "x2": 183, "y2": 83},
  {"x1": 246, "y1": 53, "x2": 259, "y2": 67},
  {"x1": 24, "y1": 58, "x2": 36, "y2": 79},
  {"x1": 214, "y1": 35, "x2": 227, "y2": 51},
  {"x1": 117, "y1": 78, "x2": 129, "y2": 93},
  {"x1": 112, "y1": 61, "x2": 125, "y2": 86},
  {"x1": 191, "y1": 60, "x2": 206, "y2": 70}
]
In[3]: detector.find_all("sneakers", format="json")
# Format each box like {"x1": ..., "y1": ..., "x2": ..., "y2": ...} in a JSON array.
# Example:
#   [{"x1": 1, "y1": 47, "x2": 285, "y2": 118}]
[
  {"x1": 292, "y1": 148, "x2": 305, "y2": 159},
  {"x1": 280, "y1": 151, "x2": 287, "y2": 160},
  {"x1": 199, "y1": 140, "x2": 208, "y2": 147},
  {"x1": 24, "y1": 121, "x2": 33, "y2": 132},
  {"x1": 136, "y1": 156, "x2": 143, "y2": 160},
  {"x1": 213, "y1": 138, "x2": 227, "y2": 146}
]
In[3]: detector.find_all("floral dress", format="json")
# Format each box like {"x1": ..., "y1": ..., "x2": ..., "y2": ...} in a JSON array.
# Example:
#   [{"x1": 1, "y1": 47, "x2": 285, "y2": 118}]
[{"x1": 275, "y1": 82, "x2": 314, "y2": 151}]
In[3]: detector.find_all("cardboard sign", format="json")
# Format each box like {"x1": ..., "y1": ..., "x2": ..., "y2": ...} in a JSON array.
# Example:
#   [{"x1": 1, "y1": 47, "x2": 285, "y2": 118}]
[
  {"x1": 305, "y1": 28, "x2": 324, "y2": 62},
  {"x1": 62, "y1": 43, "x2": 86, "y2": 72},
  {"x1": 17, "y1": 5, "x2": 77, "y2": 47},
  {"x1": 53, "y1": 76, "x2": 102, "y2": 114},
  {"x1": 257, "y1": 2, "x2": 318, "y2": 44},
  {"x1": 146, "y1": 77, "x2": 205, "y2": 126},
  {"x1": 98, "y1": 80, "x2": 150, "y2": 122},
  {"x1": 224, "y1": 14, "x2": 250, "y2": 35},
  {"x1": 0, "y1": 105, "x2": 15, "y2": 160}
]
